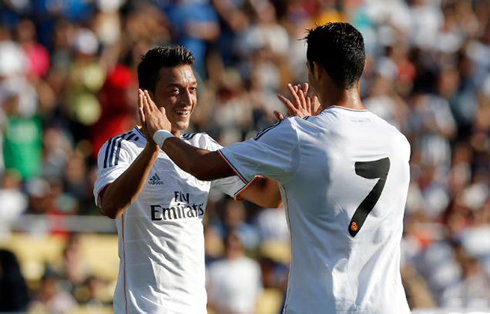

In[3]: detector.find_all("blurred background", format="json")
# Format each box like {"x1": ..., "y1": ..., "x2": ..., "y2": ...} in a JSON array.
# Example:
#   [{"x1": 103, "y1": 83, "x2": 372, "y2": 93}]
[{"x1": 0, "y1": 0, "x2": 488, "y2": 313}]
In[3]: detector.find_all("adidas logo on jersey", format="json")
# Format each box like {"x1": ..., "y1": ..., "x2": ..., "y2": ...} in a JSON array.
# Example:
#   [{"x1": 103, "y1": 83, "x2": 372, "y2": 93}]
[{"x1": 148, "y1": 173, "x2": 164, "y2": 185}]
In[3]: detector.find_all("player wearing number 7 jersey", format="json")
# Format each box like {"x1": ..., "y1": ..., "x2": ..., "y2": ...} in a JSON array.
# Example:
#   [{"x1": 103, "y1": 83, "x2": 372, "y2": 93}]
[{"x1": 140, "y1": 22, "x2": 411, "y2": 313}]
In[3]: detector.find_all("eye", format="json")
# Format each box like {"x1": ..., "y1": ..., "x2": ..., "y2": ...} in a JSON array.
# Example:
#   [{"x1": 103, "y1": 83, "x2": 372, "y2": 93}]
[
  {"x1": 170, "y1": 88, "x2": 179, "y2": 95},
  {"x1": 189, "y1": 86, "x2": 197, "y2": 93}
]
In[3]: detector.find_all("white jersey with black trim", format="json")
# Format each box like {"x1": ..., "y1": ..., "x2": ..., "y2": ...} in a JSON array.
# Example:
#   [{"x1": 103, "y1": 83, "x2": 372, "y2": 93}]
[
  {"x1": 219, "y1": 107, "x2": 411, "y2": 313},
  {"x1": 94, "y1": 127, "x2": 246, "y2": 314}
]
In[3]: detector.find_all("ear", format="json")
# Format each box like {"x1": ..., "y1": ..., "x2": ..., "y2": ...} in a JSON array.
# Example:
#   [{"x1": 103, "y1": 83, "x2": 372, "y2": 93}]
[{"x1": 312, "y1": 61, "x2": 322, "y2": 80}]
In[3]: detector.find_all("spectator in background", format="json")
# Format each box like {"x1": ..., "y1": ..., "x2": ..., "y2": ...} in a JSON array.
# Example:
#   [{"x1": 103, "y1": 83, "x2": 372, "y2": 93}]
[
  {"x1": 29, "y1": 269, "x2": 77, "y2": 314},
  {"x1": 16, "y1": 18, "x2": 50, "y2": 80},
  {"x1": 254, "y1": 205, "x2": 289, "y2": 244},
  {"x1": 0, "y1": 249, "x2": 30, "y2": 312},
  {"x1": 212, "y1": 198, "x2": 260, "y2": 250},
  {"x1": 25, "y1": 177, "x2": 51, "y2": 215},
  {"x1": 440, "y1": 245, "x2": 490, "y2": 307},
  {"x1": 207, "y1": 230, "x2": 263, "y2": 314},
  {"x1": 91, "y1": 64, "x2": 137, "y2": 159},
  {"x1": 0, "y1": 170, "x2": 27, "y2": 241},
  {"x1": 2, "y1": 90, "x2": 42, "y2": 180},
  {"x1": 165, "y1": 0, "x2": 220, "y2": 78},
  {"x1": 65, "y1": 28, "x2": 105, "y2": 142}
]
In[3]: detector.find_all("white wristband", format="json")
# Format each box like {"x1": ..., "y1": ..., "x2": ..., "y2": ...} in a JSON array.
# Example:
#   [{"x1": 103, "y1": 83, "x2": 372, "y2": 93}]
[{"x1": 153, "y1": 130, "x2": 175, "y2": 147}]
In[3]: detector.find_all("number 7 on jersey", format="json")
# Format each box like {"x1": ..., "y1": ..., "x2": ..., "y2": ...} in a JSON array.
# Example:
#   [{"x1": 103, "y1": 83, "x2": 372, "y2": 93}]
[{"x1": 349, "y1": 157, "x2": 390, "y2": 237}]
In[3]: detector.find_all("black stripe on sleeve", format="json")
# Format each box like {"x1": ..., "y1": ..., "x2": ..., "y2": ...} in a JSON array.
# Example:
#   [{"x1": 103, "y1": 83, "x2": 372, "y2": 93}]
[
  {"x1": 108, "y1": 131, "x2": 133, "y2": 168},
  {"x1": 114, "y1": 133, "x2": 135, "y2": 166},
  {"x1": 181, "y1": 132, "x2": 197, "y2": 140},
  {"x1": 108, "y1": 136, "x2": 122, "y2": 168},
  {"x1": 103, "y1": 137, "x2": 115, "y2": 169},
  {"x1": 253, "y1": 119, "x2": 284, "y2": 141}
]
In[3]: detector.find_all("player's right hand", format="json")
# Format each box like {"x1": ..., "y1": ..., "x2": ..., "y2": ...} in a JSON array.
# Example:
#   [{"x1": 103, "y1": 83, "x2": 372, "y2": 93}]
[
  {"x1": 138, "y1": 89, "x2": 172, "y2": 144},
  {"x1": 275, "y1": 83, "x2": 321, "y2": 121},
  {"x1": 138, "y1": 89, "x2": 157, "y2": 146}
]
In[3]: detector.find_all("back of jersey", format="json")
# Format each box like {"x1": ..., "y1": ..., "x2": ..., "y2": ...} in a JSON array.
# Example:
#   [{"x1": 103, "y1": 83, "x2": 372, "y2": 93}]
[{"x1": 283, "y1": 107, "x2": 411, "y2": 313}]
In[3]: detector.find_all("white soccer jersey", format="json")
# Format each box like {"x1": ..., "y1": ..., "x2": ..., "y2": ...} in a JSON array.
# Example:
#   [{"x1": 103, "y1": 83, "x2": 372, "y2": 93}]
[
  {"x1": 94, "y1": 127, "x2": 246, "y2": 314},
  {"x1": 220, "y1": 106, "x2": 411, "y2": 314}
]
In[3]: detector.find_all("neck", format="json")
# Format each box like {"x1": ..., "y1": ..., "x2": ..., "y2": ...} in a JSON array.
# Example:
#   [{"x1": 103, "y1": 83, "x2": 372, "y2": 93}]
[
  {"x1": 172, "y1": 130, "x2": 181, "y2": 137},
  {"x1": 319, "y1": 83, "x2": 364, "y2": 111}
]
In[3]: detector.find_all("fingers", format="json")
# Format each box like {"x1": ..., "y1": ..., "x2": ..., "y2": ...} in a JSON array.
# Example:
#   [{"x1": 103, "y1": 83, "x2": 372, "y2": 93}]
[
  {"x1": 159, "y1": 107, "x2": 166, "y2": 116},
  {"x1": 144, "y1": 90, "x2": 157, "y2": 110},
  {"x1": 138, "y1": 90, "x2": 146, "y2": 124},
  {"x1": 142, "y1": 90, "x2": 151, "y2": 112},
  {"x1": 302, "y1": 83, "x2": 311, "y2": 113},
  {"x1": 296, "y1": 85, "x2": 307, "y2": 111},
  {"x1": 306, "y1": 95, "x2": 311, "y2": 114},
  {"x1": 277, "y1": 94, "x2": 296, "y2": 115},
  {"x1": 142, "y1": 91, "x2": 152, "y2": 117},
  {"x1": 302, "y1": 83, "x2": 309, "y2": 95},
  {"x1": 287, "y1": 84, "x2": 302, "y2": 108},
  {"x1": 273, "y1": 110, "x2": 284, "y2": 121}
]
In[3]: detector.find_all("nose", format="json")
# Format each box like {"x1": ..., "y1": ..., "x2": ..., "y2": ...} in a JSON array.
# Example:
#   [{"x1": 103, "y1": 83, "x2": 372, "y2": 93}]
[{"x1": 179, "y1": 88, "x2": 194, "y2": 106}]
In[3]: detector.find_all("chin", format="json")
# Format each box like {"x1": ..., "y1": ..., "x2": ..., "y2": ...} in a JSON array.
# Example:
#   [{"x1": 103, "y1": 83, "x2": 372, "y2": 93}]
[{"x1": 171, "y1": 122, "x2": 189, "y2": 133}]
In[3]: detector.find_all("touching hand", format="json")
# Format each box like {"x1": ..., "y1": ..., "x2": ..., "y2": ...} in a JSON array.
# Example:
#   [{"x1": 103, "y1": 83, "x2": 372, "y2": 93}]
[
  {"x1": 137, "y1": 89, "x2": 156, "y2": 146},
  {"x1": 275, "y1": 83, "x2": 322, "y2": 121},
  {"x1": 138, "y1": 89, "x2": 172, "y2": 139}
]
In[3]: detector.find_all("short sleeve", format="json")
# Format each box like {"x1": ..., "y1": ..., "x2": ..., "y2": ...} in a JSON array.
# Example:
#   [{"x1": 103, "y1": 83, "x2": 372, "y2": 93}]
[
  {"x1": 93, "y1": 135, "x2": 134, "y2": 207},
  {"x1": 196, "y1": 134, "x2": 248, "y2": 199},
  {"x1": 219, "y1": 118, "x2": 299, "y2": 184}
]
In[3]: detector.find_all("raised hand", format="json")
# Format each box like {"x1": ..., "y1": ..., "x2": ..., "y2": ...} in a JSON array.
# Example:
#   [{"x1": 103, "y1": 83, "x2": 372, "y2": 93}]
[
  {"x1": 138, "y1": 89, "x2": 172, "y2": 139},
  {"x1": 137, "y1": 89, "x2": 156, "y2": 145},
  {"x1": 275, "y1": 83, "x2": 322, "y2": 121}
]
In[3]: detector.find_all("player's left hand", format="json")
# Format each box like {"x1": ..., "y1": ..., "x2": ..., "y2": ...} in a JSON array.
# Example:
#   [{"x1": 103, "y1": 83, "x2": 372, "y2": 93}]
[
  {"x1": 138, "y1": 89, "x2": 172, "y2": 139},
  {"x1": 275, "y1": 83, "x2": 322, "y2": 121}
]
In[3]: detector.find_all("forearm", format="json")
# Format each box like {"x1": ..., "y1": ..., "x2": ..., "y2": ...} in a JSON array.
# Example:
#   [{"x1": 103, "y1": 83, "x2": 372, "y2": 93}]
[
  {"x1": 240, "y1": 177, "x2": 282, "y2": 208},
  {"x1": 100, "y1": 145, "x2": 159, "y2": 219},
  {"x1": 161, "y1": 137, "x2": 282, "y2": 208},
  {"x1": 162, "y1": 137, "x2": 234, "y2": 181}
]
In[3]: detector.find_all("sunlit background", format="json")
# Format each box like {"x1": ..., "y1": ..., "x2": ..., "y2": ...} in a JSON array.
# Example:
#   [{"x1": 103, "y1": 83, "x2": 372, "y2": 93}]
[{"x1": 0, "y1": 0, "x2": 489, "y2": 313}]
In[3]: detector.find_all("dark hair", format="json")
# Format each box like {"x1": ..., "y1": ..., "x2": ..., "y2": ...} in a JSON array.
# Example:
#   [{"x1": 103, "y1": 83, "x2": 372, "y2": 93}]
[
  {"x1": 137, "y1": 45, "x2": 195, "y2": 92},
  {"x1": 305, "y1": 23, "x2": 365, "y2": 89}
]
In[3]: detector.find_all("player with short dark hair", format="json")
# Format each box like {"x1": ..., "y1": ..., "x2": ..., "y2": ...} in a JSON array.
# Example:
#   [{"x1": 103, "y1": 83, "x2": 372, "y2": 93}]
[
  {"x1": 94, "y1": 45, "x2": 280, "y2": 313},
  {"x1": 305, "y1": 22, "x2": 366, "y2": 89},
  {"x1": 137, "y1": 46, "x2": 195, "y2": 92},
  {"x1": 141, "y1": 23, "x2": 412, "y2": 313}
]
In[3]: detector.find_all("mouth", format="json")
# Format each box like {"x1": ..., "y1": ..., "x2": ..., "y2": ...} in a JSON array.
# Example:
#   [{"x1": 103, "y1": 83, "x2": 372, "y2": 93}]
[{"x1": 174, "y1": 109, "x2": 191, "y2": 118}]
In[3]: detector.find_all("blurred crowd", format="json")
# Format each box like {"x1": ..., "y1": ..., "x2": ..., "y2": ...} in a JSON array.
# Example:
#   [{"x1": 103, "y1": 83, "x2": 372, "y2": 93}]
[{"x1": 0, "y1": 0, "x2": 489, "y2": 312}]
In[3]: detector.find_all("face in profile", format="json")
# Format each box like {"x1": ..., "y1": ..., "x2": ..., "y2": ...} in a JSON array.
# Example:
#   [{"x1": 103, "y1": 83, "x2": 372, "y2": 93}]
[{"x1": 151, "y1": 65, "x2": 198, "y2": 135}]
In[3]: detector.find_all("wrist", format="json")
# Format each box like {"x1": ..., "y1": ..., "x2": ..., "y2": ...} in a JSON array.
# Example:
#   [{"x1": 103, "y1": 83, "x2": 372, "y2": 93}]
[
  {"x1": 143, "y1": 142, "x2": 160, "y2": 155},
  {"x1": 153, "y1": 129, "x2": 175, "y2": 147}
]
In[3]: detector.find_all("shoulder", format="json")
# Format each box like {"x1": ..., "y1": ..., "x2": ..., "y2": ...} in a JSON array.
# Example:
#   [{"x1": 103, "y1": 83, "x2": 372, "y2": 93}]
[
  {"x1": 253, "y1": 118, "x2": 297, "y2": 141},
  {"x1": 372, "y1": 116, "x2": 411, "y2": 158},
  {"x1": 97, "y1": 129, "x2": 141, "y2": 162},
  {"x1": 181, "y1": 132, "x2": 221, "y2": 150},
  {"x1": 101, "y1": 129, "x2": 141, "y2": 150}
]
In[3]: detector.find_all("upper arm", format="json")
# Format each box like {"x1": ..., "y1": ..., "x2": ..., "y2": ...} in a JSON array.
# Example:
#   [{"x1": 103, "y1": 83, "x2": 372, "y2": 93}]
[
  {"x1": 218, "y1": 119, "x2": 299, "y2": 184},
  {"x1": 94, "y1": 135, "x2": 133, "y2": 207}
]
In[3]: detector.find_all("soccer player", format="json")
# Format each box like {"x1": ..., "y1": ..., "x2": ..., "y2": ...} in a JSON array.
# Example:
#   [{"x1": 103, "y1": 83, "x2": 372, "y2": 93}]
[
  {"x1": 140, "y1": 23, "x2": 412, "y2": 313},
  {"x1": 93, "y1": 46, "x2": 280, "y2": 313}
]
